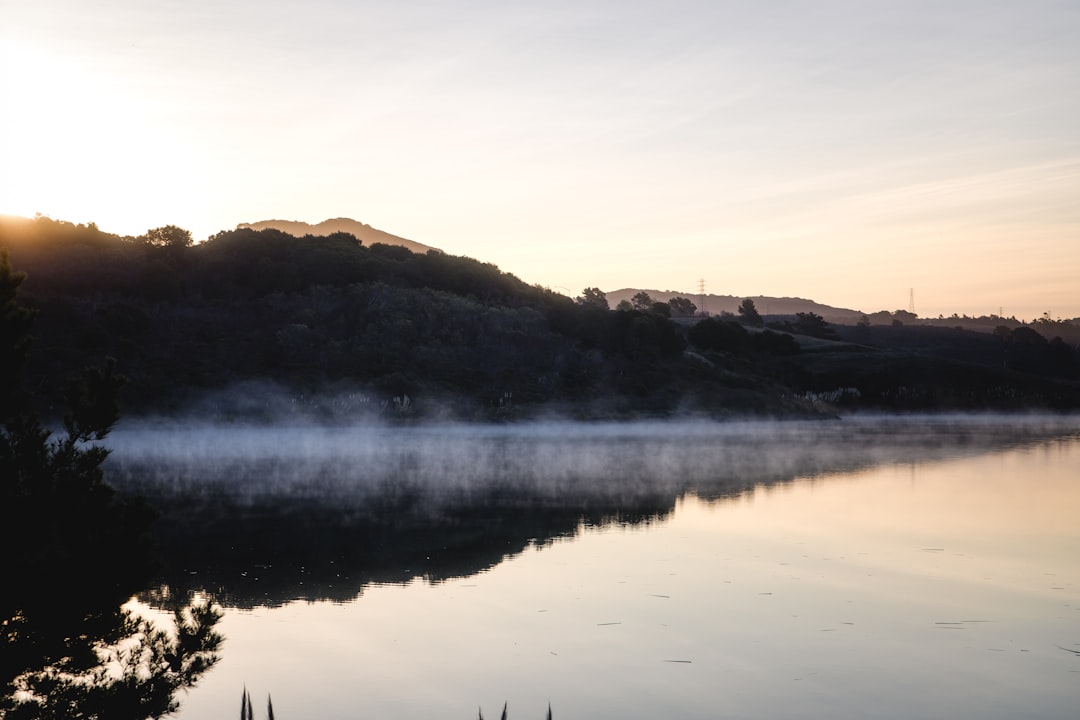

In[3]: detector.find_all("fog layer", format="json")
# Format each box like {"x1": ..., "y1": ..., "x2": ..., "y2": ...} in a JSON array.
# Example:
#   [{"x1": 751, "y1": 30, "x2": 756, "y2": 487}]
[
  {"x1": 107, "y1": 415, "x2": 1080, "y2": 505},
  {"x1": 106, "y1": 415, "x2": 1080, "y2": 607}
]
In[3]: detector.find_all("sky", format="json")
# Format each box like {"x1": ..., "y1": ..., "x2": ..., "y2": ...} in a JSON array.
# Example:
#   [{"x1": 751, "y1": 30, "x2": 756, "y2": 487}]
[{"x1": 2, "y1": 0, "x2": 1078, "y2": 320}]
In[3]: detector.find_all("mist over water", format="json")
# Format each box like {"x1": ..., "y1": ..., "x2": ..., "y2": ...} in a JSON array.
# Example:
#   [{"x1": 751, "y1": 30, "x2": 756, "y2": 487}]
[
  {"x1": 106, "y1": 414, "x2": 1080, "y2": 506},
  {"x1": 114, "y1": 413, "x2": 1080, "y2": 720}
]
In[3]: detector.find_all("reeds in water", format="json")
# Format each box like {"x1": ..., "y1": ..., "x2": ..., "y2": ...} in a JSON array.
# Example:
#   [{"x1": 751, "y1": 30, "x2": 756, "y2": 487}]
[
  {"x1": 239, "y1": 687, "x2": 274, "y2": 720},
  {"x1": 240, "y1": 688, "x2": 549, "y2": 719},
  {"x1": 478, "y1": 702, "x2": 552, "y2": 719}
]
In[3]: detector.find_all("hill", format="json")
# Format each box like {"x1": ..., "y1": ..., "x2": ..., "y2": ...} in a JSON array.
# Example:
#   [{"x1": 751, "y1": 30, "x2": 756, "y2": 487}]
[
  {"x1": 1, "y1": 214, "x2": 1077, "y2": 420},
  {"x1": 237, "y1": 218, "x2": 436, "y2": 255},
  {"x1": 605, "y1": 289, "x2": 864, "y2": 324}
]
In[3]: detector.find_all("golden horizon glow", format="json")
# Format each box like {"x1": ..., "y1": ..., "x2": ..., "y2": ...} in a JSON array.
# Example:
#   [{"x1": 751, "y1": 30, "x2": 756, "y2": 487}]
[
  {"x1": 3, "y1": 2, "x2": 1078, "y2": 320},
  {"x1": 1, "y1": 39, "x2": 207, "y2": 236}
]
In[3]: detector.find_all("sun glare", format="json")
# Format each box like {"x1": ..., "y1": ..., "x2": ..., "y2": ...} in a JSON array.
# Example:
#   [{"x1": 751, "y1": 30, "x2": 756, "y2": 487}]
[{"x1": 1, "y1": 39, "x2": 200, "y2": 234}]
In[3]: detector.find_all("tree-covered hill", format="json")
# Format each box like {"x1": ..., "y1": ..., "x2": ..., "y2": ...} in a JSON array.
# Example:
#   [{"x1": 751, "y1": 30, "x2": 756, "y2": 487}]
[
  {"x1": 606, "y1": 288, "x2": 865, "y2": 325},
  {"x1": 0, "y1": 216, "x2": 802, "y2": 419},
  {"x1": 2, "y1": 214, "x2": 1077, "y2": 419},
  {"x1": 237, "y1": 217, "x2": 436, "y2": 255}
]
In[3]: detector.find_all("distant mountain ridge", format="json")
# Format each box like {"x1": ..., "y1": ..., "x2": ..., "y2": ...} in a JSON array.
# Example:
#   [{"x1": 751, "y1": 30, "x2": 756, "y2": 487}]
[
  {"x1": 238, "y1": 218, "x2": 437, "y2": 255},
  {"x1": 605, "y1": 288, "x2": 863, "y2": 324}
]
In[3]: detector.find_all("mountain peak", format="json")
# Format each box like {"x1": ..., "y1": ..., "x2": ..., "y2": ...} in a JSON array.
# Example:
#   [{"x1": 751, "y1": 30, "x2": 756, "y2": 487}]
[
  {"x1": 604, "y1": 288, "x2": 863, "y2": 323},
  {"x1": 237, "y1": 218, "x2": 436, "y2": 255}
]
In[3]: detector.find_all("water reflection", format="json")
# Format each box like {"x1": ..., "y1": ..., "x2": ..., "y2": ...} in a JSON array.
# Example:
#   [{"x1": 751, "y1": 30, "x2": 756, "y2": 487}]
[
  {"x1": 1, "y1": 594, "x2": 222, "y2": 719},
  {"x1": 160, "y1": 430, "x2": 1080, "y2": 720},
  {"x1": 12, "y1": 416, "x2": 1079, "y2": 718},
  {"x1": 104, "y1": 416, "x2": 1080, "y2": 608}
]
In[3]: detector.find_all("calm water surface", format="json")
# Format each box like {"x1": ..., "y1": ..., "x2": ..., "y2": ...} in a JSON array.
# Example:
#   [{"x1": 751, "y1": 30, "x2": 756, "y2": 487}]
[{"x1": 109, "y1": 417, "x2": 1080, "y2": 719}]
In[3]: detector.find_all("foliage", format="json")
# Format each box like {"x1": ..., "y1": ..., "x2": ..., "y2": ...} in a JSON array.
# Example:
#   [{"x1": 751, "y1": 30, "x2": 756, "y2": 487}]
[
  {"x1": 688, "y1": 317, "x2": 799, "y2": 357},
  {"x1": 791, "y1": 311, "x2": 835, "y2": 339},
  {"x1": 631, "y1": 291, "x2": 653, "y2": 310},
  {"x1": 689, "y1": 317, "x2": 751, "y2": 353},
  {"x1": 1, "y1": 250, "x2": 220, "y2": 718},
  {"x1": 667, "y1": 296, "x2": 697, "y2": 317},
  {"x1": 0, "y1": 251, "x2": 36, "y2": 418},
  {"x1": 2, "y1": 599, "x2": 223, "y2": 720},
  {"x1": 576, "y1": 287, "x2": 609, "y2": 310},
  {"x1": 2, "y1": 215, "x2": 1078, "y2": 416},
  {"x1": 737, "y1": 298, "x2": 763, "y2": 326},
  {"x1": 0, "y1": 253, "x2": 155, "y2": 597},
  {"x1": 142, "y1": 225, "x2": 193, "y2": 250}
]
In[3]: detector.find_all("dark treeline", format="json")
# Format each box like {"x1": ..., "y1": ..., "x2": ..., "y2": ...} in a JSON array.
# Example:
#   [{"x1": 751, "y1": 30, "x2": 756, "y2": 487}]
[
  {"x1": 1, "y1": 245, "x2": 223, "y2": 719},
  {"x1": 0, "y1": 216, "x2": 807, "y2": 418},
  {"x1": 2, "y1": 214, "x2": 1079, "y2": 417}
]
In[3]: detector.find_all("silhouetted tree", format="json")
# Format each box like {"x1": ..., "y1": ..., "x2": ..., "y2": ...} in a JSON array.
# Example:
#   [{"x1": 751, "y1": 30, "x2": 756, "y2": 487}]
[
  {"x1": 0, "y1": 252, "x2": 222, "y2": 718},
  {"x1": 0, "y1": 251, "x2": 154, "y2": 620},
  {"x1": 688, "y1": 317, "x2": 751, "y2": 354},
  {"x1": 1010, "y1": 326, "x2": 1048, "y2": 346},
  {"x1": 753, "y1": 329, "x2": 800, "y2": 355},
  {"x1": 142, "y1": 225, "x2": 193, "y2": 249},
  {"x1": 576, "y1": 287, "x2": 609, "y2": 310},
  {"x1": 892, "y1": 309, "x2": 918, "y2": 325},
  {"x1": 792, "y1": 311, "x2": 835, "y2": 339},
  {"x1": 667, "y1": 296, "x2": 697, "y2": 317},
  {"x1": 737, "y1": 298, "x2": 763, "y2": 326},
  {"x1": 0, "y1": 251, "x2": 35, "y2": 419},
  {"x1": 631, "y1": 291, "x2": 653, "y2": 310}
]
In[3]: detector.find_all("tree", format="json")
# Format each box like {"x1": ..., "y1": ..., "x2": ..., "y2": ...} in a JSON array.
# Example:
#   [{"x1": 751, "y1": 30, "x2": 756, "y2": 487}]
[
  {"x1": 667, "y1": 297, "x2": 697, "y2": 318},
  {"x1": 792, "y1": 311, "x2": 835, "y2": 339},
  {"x1": 737, "y1": 298, "x2": 763, "y2": 326},
  {"x1": 631, "y1": 291, "x2": 653, "y2": 311},
  {"x1": 649, "y1": 301, "x2": 671, "y2": 318},
  {"x1": 892, "y1": 309, "x2": 918, "y2": 325},
  {"x1": 0, "y1": 252, "x2": 36, "y2": 419},
  {"x1": 0, "y1": 252, "x2": 223, "y2": 718},
  {"x1": 576, "y1": 287, "x2": 609, "y2": 310},
  {"x1": 0, "y1": 251, "x2": 155, "y2": 617},
  {"x1": 1010, "y1": 326, "x2": 1048, "y2": 346},
  {"x1": 689, "y1": 317, "x2": 750, "y2": 353},
  {"x1": 143, "y1": 225, "x2": 192, "y2": 249}
]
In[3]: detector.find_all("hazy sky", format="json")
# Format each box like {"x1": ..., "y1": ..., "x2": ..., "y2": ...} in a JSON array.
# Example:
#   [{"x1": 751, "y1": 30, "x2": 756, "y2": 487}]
[{"x1": 3, "y1": 1, "x2": 1078, "y2": 319}]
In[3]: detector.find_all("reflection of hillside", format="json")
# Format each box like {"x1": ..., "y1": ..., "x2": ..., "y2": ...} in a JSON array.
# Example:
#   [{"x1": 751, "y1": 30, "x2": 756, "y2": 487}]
[
  {"x1": 119, "y1": 418, "x2": 1079, "y2": 609},
  {"x1": 141, "y1": 493, "x2": 674, "y2": 609}
]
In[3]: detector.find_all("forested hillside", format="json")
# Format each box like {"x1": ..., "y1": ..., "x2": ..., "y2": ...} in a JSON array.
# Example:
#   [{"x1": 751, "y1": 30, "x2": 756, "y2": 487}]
[
  {"x1": 237, "y1": 217, "x2": 436, "y2": 255},
  {"x1": 2, "y1": 215, "x2": 1078, "y2": 420}
]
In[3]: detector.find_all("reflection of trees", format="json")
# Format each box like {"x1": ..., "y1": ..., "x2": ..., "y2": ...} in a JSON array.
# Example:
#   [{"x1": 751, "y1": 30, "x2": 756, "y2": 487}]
[
  {"x1": 1, "y1": 598, "x2": 222, "y2": 719},
  {"x1": 1, "y1": 252, "x2": 223, "y2": 717},
  {"x1": 143, "y1": 492, "x2": 675, "y2": 609},
  {"x1": 120, "y1": 418, "x2": 1080, "y2": 610}
]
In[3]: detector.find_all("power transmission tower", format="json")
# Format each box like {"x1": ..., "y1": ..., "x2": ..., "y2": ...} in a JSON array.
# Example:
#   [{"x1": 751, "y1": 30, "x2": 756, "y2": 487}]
[
  {"x1": 698, "y1": 279, "x2": 708, "y2": 316},
  {"x1": 908, "y1": 288, "x2": 916, "y2": 315}
]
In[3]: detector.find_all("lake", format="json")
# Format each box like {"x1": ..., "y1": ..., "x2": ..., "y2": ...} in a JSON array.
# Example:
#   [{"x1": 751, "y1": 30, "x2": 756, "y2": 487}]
[{"x1": 97, "y1": 416, "x2": 1080, "y2": 717}]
